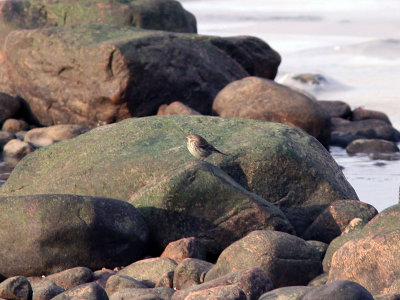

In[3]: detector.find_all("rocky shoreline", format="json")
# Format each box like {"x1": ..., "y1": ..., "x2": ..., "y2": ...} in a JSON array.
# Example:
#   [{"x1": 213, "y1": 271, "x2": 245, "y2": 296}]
[{"x1": 0, "y1": 1, "x2": 400, "y2": 299}]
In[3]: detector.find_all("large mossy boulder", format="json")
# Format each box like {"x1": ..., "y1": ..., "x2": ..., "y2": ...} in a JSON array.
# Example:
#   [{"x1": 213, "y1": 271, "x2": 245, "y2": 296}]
[
  {"x1": 1, "y1": 116, "x2": 358, "y2": 250},
  {"x1": 2, "y1": 25, "x2": 256, "y2": 126},
  {"x1": 0, "y1": 194, "x2": 149, "y2": 277}
]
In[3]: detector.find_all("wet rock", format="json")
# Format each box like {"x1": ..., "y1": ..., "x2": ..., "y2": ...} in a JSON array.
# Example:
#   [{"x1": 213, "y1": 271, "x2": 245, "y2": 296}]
[
  {"x1": 161, "y1": 237, "x2": 206, "y2": 262},
  {"x1": 213, "y1": 76, "x2": 331, "y2": 147},
  {"x1": 173, "y1": 258, "x2": 213, "y2": 290},
  {"x1": 172, "y1": 267, "x2": 273, "y2": 300},
  {"x1": 205, "y1": 230, "x2": 322, "y2": 288},
  {"x1": 293, "y1": 73, "x2": 327, "y2": 85},
  {"x1": 0, "y1": 194, "x2": 148, "y2": 277},
  {"x1": 369, "y1": 152, "x2": 400, "y2": 161},
  {"x1": 346, "y1": 138, "x2": 399, "y2": 155},
  {"x1": 0, "y1": 130, "x2": 15, "y2": 150},
  {"x1": 3, "y1": 25, "x2": 250, "y2": 126},
  {"x1": 330, "y1": 131, "x2": 360, "y2": 147},
  {"x1": 0, "y1": 276, "x2": 32, "y2": 300},
  {"x1": 31, "y1": 279, "x2": 65, "y2": 300},
  {"x1": 45, "y1": 267, "x2": 93, "y2": 290},
  {"x1": 302, "y1": 280, "x2": 374, "y2": 300},
  {"x1": 332, "y1": 119, "x2": 400, "y2": 142},
  {"x1": 352, "y1": 107, "x2": 392, "y2": 124},
  {"x1": 2, "y1": 118, "x2": 29, "y2": 133},
  {"x1": 182, "y1": 285, "x2": 247, "y2": 300},
  {"x1": 51, "y1": 282, "x2": 108, "y2": 300},
  {"x1": 24, "y1": 125, "x2": 88, "y2": 148},
  {"x1": 327, "y1": 204, "x2": 400, "y2": 294},
  {"x1": 117, "y1": 257, "x2": 178, "y2": 288},
  {"x1": 109, "y1": 287, "x2": 175, "y2": 300},
  {"x1": 259, "y1": 286, "x2": 313, "y2": 300},
  {"x1": 306, "y1": 240, "x2": 328, "y2": 260},
  {"x1": 157, "y1": 102, "x2": 201, "y2": 116},
  {"x1": 0, "y1": 93, "x2": 21, "y2": 124},
  {"x1": 307, "y1": 272, "x2": 329, "y2": 287},
  {"x1": 105, "y1": 274, "x2": 147, "y2": 297},
  {"x1": 318, "y1": 100, "x2": 352, "y2": 119},
  {"x1": 302, "y1": 200, "x2": 378, "y2": 243},
  {"x1": 3, "y1": 139, "x2": 33, "y2": 158},
  {"x1": 1, "y1": 116, "x2": 358, "y2": 249}
]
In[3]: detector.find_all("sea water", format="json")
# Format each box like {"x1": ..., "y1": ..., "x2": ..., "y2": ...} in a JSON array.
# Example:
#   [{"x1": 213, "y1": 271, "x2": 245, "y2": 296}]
[{"x1": 181, "y1": 0, "x2": 400, "y2": 211}]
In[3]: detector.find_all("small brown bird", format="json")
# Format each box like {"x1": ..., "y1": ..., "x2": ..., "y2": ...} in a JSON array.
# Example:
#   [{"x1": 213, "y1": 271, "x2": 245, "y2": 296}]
[{"x1": 186, "y1": 134, "x2": 226, "y2": 160}]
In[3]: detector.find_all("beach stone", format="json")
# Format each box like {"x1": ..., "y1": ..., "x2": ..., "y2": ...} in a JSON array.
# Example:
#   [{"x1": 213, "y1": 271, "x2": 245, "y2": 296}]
[
  {"x1": 161, "y1": 237, "x2": 206, "y2": 262},
  {"x1": 332, "y1": 119, "x2": 400, "y2": 142},
  {"x1": 352, "y1": 107, "x2": 391, "y2": 124},
  {"x1": 109, "y1": 287, "x2": 175, "y2": 300},
  {"x1": 346, "y1": 138, "x2": 399, "y2": 155},
  {"x1": 45, "y1": 267, "x2": 93, "y2": 290},
  {"x1": 117, "y1": 257, "x2": 178, "y2": 288},
  {"x1": 51, "y1": 282, "x2": 108, "y2": 300},
  {"x1": 369, "y1": 152, "x2": 400, "y2": 161},
  {"x1": 182, "y1": 285, "x2": 247, "y2": 300},
  {"x1": 0, "y1": 276, "x2": 33, "y2": 300},
  {"x1": 93, "y1": 269, "x2": 116, "y2": 289},
  {"x1": 0, "y1": 131, "x2": 15, "y2": 150},
  {"x1": 3, "y1": 25, "x2": 252, "y2": 126},
  {"x1": 1, "y1": 118, "x2": 29, "y2": 133},
  {"x1": 31, "y1": 279, "x2": 65, "y2": 300},
  {"x1": 155, "y1": 271, "x2": 174, "y2": 288},
  {"x1": 0, "y1": 93, "x2": 21, "y2": 124},
  {"x1": 318, "y1": 100, "x2": 352, "y2": 118},
  {"x1": 307, "y1": 272, "x2": 329, "y2": 287},
  {"x1": 0, "y1": 116, "x2": 358, "y2": 248},
  {"x1": 206, "y1": 35, "x2": 281, "y2": 79},
  {"x1": 293, "y1": 73, "x2": 327, "y2": 85},
  {"x1": 173, "y1": 258, "x2": 214, "y2": 290},
  {"x1": 204, "y1": 230, "x2": 322, "y2": 288},
  {"x1": 326, "y1": 204, "x2": 400, "y2": 294},
  {"x1": 105, "y1": 274, "x2": 147, "y2": 297},
  {"x1": 302, "y1": 199, "x2": 378, "y2": 243},
  {"x1": 259, "y1": 286, "x2": 313, "y2": 300},
  {"x1": 0, "y1": 194, "x2": 148, "y2": 277},
  {"x1": 303, "y1": 280, "x2": 373, "y2": 300},
  {"x1": 3, "y1": 139, "x2": 33, "y2": 157},
  {"x1": 330, "y1": 131, "x2": 359, "y2": 147},
  {"x1": 157, "y1": 101, "x2": 201, "y2": 116},
  {"x1": 172, "y1": 267, "x2": 273, "y2": 300},
  {"x1": 306, "y1": 240, "x2": 328, "y2": 260},
  {"x1": 212, "y1": 76, "x2": 331, "y2": 147},
  {"x1": 24, "y1": 125, "x2": 88, "y2": 147}
]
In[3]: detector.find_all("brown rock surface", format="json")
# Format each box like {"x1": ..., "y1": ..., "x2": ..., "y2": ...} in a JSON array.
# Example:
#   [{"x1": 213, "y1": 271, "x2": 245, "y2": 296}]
[
  {"x1": 157, "y1": 101, "x2": 201, "y2": 116},
  {"x1": 161, "y1": 237, "x2": 206, "y2": 262}
]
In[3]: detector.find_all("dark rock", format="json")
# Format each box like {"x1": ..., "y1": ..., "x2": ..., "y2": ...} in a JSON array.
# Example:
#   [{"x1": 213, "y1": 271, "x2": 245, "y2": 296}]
[
  {"x1": 172, "y1": 267, "x2": 273, "y2": 300},
  {"x1": 212, "y1": 76, "x2": 331, "y2": 147},
  {"x1": 369, "y1": 152, "x2": 400, "y2": 161},
  {"x1": 157, "y1": 101, "x2": 201, "y2": 116},
  {"x1": 105, "y1": 274, "x2": 147, "y2": 297},
  {"x1": 173, "y1": 258, "x2": 213, "y2": 290},
  {"x1": 327, "y1": 204, "x2": 400, "y2": 294},
  {"x1": 307, "y1": 272, "x2": 329, "y2": 287},
  {"x1": 31, "y1": 279, "x2": 65, "y2": 300},
  {"x1": 45, "y1": 267, "x2": 93, "y2": 290},
  {"x1": 2, "y1": 118, "x2": 29, "y2": 133},
  {"x1": 0, "y1": 116, "x2": 358, "y2": 245},
  {"x1": 259, "y1": 286, "x2": 312, "y2": 300},
  {"x1": 330, "y1": 131, "x2": 360, "y2": 147},
  {"x1": 302, "y1": 280, "x2": 374, "y2": 300},
  {"x1": 161, "y1": 237, "x2": 206, "y2": 263},
  {"x1": 331, "y1": 117, "x2": 351, "y2": 126},
  {"x1": 109, "y1": 287, "x2": 175, "y2": 300},
  {"x1": 0, "y1": 194, "x2": 148, "y2": 277},
  {"x1": 0, "y1": 93, "x2": 21, "y2": 124},
  {"x1": 306, "y1": 240, "x2": 328, "y2": 261},
  {"x1": 0, "y1": 131, "x2": 15, "y2": 150},
  {"x1": 352, "y1": 107, "x2": 392, "y2": 124},
  {"x1": 346, "y1": 138, "x2": 399, "y2": 155},
  {"x1": 181, "y1": 285, "x2": 247, "y2": 300},
  {"x1": 24, "y1": 125, "x2": 88, "y2": 148},
  {"x1": 332, "y1": 119, "x2": 400, "y2": 142},
  {"x1": 318, "y1": 100, "x2": 352, "y2": 118},
  {"x1": 302, "y1": 200, "x2": 378, "y2": 244},
  {"x1": 51, "y1": 282, "x2": 108, "y2": 300},
  {"x1": 117, "y1": 257, "x2": 178, "y2": 288},
  {"x1": 3, "y1": 25, "x2": 249, "y2": 126},
  {"x1": 205, "y1": 230, "x2": 322, "y2": 288},
  {"x1": 0, "y1": 276, "x2": 32, "y2": 300},
  {"x1": 206, "y1": 36, "x2": 281, "y2": 79}
]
